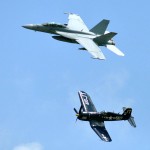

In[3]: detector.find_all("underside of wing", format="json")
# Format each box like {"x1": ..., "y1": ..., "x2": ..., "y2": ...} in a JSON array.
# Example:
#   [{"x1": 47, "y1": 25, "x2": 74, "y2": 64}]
[
  {"x1": 76, "y1": 38, "x2": 105, "y2": 60},
  {"x1": 90, "y1": 121, "x2": 112, "y2": 142},
  {"x1": 78, "y1": 91, "x2": 97, "y2": 112},
  {"x1": 66, "y1": 13, "x2": 89, "y2": 32}
]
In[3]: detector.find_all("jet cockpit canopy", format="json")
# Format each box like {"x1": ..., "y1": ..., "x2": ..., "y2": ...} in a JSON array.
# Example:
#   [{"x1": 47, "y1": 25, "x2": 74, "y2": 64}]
[{"x1": 42, "y1": 22, "x2": 66, "y2": 28}]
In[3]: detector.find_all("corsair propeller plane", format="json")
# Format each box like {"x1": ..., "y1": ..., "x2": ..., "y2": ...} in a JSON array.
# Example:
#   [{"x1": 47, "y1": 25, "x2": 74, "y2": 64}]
[
  {"x1": 74, "y1": 91, "x2": 136, "y2": 142},
  {"x1": 22, "y1": 13, "x2": 124, "y2": 60}
]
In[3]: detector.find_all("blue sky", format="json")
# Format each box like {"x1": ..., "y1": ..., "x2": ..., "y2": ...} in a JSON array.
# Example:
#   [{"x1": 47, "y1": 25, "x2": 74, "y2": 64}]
[{"x1": 0, "y1": 0, "x2": 150, "y2": 149}]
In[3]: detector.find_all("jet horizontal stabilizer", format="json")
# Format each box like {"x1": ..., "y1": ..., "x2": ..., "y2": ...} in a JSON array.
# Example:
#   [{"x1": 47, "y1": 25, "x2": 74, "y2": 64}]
[
  {"x1": 94, "y1": 32, "x2": 117, "y2": 46},
  {"x1": 106, "y1": 45, "x2": 124, "y2": 56}
]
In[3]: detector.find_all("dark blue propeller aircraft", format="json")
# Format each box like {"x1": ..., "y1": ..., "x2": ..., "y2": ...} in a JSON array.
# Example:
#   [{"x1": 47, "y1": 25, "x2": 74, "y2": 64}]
[{"x1": 74, "y1": 91, "x2": 136, "y2": 142}]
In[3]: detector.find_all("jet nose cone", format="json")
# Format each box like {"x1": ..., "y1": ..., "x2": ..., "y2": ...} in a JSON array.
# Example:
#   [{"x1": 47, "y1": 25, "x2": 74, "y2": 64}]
[{"x1": 22, "y1": 24, "x2": 35, "y2": 30}]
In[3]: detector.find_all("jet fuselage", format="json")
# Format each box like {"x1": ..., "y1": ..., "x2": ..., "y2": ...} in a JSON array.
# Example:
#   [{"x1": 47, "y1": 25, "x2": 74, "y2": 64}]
[{"x1": 22, "y1": 23, "x2": 113, "y2": 45}]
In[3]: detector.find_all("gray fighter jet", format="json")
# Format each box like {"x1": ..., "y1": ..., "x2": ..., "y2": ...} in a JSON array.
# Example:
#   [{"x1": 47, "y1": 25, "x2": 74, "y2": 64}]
[{"x1": 22, "y1": 13, "x2": 124, "y2": 60}]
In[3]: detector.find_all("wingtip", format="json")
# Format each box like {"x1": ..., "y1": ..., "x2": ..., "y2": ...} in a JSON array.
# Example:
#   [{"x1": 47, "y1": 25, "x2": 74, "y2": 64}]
[
  {"x1": 102, "y1": 19, "x2": 110, "y2": 23},
  {"x1": 102, "y1": 137, "x2": 112, "y2": 142},
  {"x1": 118, "y1": 52, "x2": 125, "y2": 57}
]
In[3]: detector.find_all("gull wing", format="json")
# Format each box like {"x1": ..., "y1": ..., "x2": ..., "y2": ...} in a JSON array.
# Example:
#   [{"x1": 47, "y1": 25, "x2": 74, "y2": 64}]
[
  {"x1": 78, "y1": 91, "x2": 97, "y2": 112},
  {"x1": 76, "y1": 38, "x2": 105, "y2": 60},
  {"x1": 90, "y1": 120, "x2": 112, "y2": 142},
  {"x1": 67, "y1": 13, "x2": 89, "y2": 32}
]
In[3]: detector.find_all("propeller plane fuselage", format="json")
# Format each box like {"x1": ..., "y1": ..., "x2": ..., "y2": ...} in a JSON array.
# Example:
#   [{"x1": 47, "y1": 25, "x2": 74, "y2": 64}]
[{"x1": 77, "y1": 110, "x2": 130, "y2": 122}]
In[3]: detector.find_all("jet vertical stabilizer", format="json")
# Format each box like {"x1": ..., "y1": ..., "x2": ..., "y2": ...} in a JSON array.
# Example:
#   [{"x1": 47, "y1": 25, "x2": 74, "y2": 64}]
[{"x1": 90, "y1": 19, "x2": 110, "y2": 35}]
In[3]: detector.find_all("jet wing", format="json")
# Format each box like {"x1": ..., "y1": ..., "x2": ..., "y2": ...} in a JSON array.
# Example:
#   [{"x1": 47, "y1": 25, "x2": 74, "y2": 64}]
[
  {"x1": 78, "y1": 91, "x2": 97, "y2": 112},
  {"x1": 90, "y1": 120, "x2": 112, "y2": 142},
  {"x1": 76, "y1": 38, "x2": 105, "y2": 60},
  {"x1": 67, "y1": 13, "x2": 89, "y2": 32}
]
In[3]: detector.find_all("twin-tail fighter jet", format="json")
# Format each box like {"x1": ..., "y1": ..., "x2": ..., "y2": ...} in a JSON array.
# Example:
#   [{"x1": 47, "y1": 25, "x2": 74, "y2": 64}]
[
  {"x1": 74, "y1": 91, "x2": 136, "y2": 142},
  {"x1": 22, "y1": 13, "x2": 124, "y2": 60}
]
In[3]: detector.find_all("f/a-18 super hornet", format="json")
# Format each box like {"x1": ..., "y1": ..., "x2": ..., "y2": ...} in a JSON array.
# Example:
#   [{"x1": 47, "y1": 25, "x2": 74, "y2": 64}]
[
  {"x1": 74, "y1": 91, "x2": 136, "y2": 142},
  {"x1": 22, "y1": 13, "x2": 124, "y2": 60}
]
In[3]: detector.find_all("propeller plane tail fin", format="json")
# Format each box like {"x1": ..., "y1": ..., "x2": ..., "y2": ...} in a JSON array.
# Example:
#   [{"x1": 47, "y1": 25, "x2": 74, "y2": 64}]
[{"x1": 123, "y1": 107, "x2": 136, "y2": 128}]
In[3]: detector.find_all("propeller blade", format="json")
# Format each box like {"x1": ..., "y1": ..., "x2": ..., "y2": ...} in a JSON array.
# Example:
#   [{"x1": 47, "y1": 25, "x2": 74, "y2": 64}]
[
  {"x1": 74, "y1": 108, "x2": 79, "y2": 123},
  {"x1": 75, "y1": 117, "x2": 78, "y2": 123},
  {"x1": 74, "y1": 108, "x2": 78, "y2": 114}
]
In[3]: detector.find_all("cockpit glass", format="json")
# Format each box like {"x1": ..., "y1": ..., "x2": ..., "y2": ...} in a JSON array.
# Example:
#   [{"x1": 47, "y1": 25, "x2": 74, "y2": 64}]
[{"x1": 42, "y1": 22, "x2": 66, "y2": 28}]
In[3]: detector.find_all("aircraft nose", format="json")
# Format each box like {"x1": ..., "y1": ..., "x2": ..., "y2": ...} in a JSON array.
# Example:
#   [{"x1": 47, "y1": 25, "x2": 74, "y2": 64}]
[{"x1": 22, "y1": 24, "x2": 36, "y2": 30}]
